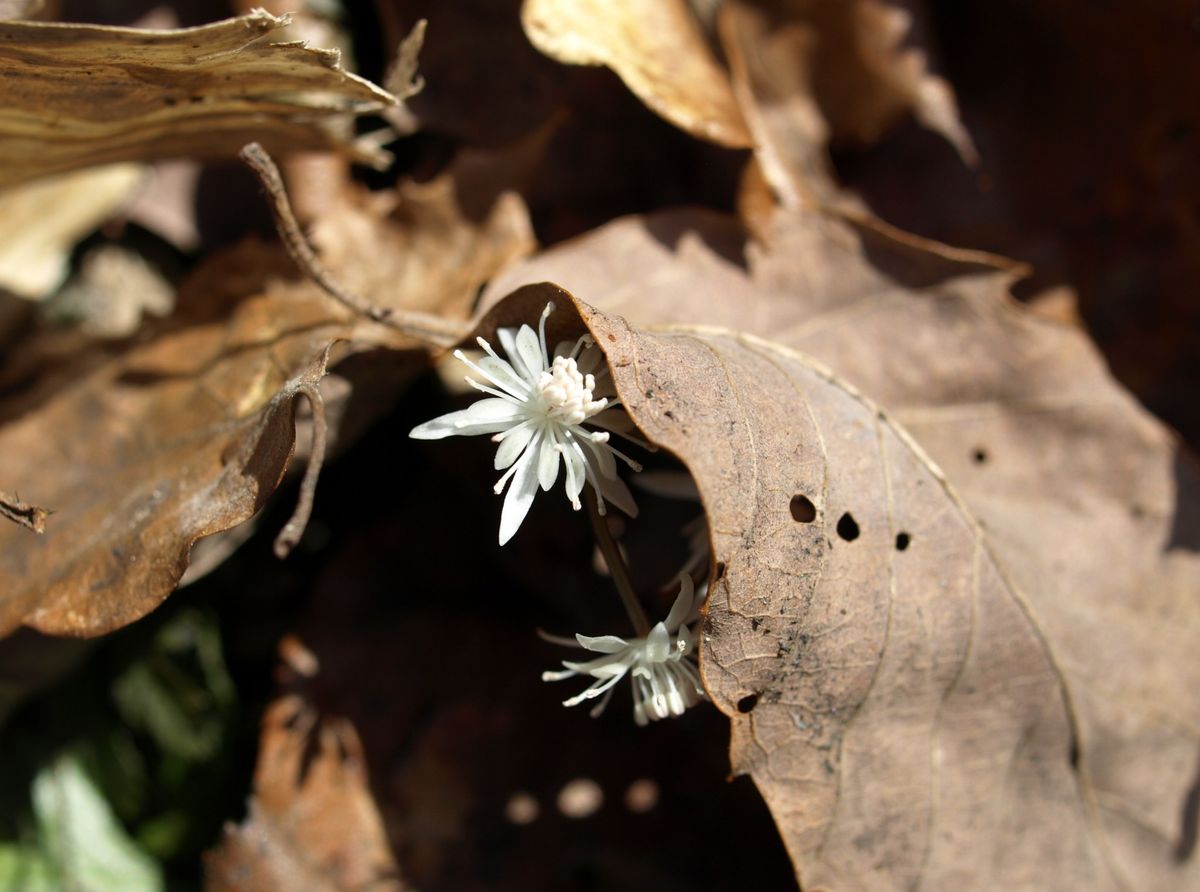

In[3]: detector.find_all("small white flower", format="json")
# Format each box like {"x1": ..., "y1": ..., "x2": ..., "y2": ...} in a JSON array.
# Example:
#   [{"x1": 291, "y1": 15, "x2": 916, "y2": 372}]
[
  {"x1": 542, "y1": 575, "x2": 708, "y2": 726},
  {"x1": 410, "y1": 302, "x2": 642, "y2": 545}
]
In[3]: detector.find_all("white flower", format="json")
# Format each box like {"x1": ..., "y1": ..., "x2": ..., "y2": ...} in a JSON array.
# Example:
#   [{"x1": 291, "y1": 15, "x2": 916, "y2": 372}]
[
  {"x1": 542, "y1": 575, "x2": 708, "y2": 726},
  {"x1": 410, "y1": 302, "x2": 642, "y2": 545}
]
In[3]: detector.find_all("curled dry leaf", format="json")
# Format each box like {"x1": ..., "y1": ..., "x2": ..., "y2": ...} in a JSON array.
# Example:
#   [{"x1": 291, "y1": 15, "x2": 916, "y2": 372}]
[
  {"x1": 0, "y1": 11, "x2": 394, "y2": 191},
  {"x1": 521, "y1": 0, "x2": 752, "y2": 148},
  {"x1": 474, "y1": 280, "x2": 1200, "y2": 888},
  {"x1": 205, "y1": 694, "x2": 403, "y2": 892}
]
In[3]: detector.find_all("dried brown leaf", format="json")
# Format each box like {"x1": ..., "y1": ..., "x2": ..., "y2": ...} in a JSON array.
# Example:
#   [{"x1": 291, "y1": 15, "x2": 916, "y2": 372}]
[
  {"x1": 0, "y1": 258, "x2": 358, "y2": 637},
  {"x1": 205, "y1": 694, "x2": 403, "y2": 892},
  {"x1": 0, "y1": 11, "x2": 395, "y2": 190},
  {"x1": 521, "y1": 0, "x2": 752, "y2": 147},
  {"x1": 306, "y1": 145, "x2": 537, "y2": 326},
  {"x1": 481, "y1": 212, "x2": 1200, "y2": 886},
  {"x1": 0, "y1": 490, "x2": 47, "y2": 533},
  {"x1": 722, "y1": 0, "x2": 975, "y2": 180}
]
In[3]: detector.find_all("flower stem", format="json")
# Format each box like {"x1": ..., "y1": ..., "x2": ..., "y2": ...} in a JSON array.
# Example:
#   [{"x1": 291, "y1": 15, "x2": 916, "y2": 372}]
[{"x1": 584, "y1": 488, "x2": 651, "y2": 637}]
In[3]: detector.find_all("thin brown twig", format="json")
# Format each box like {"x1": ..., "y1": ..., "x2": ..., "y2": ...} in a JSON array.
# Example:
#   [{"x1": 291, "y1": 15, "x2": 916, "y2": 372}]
[
  {"x1": 1, "y1": 490, "x2": 47, "y2": 533},
  {"x1": 274, "y1": 384, "x2": 328, "y2": 559},
  {"x1": 238, "y1": 142, "x2": 465, "y2": 348},
  {"x1": 584, "y1": 488, "x2": 651, "y2": 637}
]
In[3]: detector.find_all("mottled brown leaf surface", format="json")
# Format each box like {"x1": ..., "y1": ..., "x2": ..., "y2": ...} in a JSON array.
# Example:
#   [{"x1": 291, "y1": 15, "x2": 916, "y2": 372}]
[
  {"x1": 0, "y1": 247, "x2": 389, "y2": 638},
  {"x1": 205, "y1": 693, "x2": 403, "y2": 892},
  {"x1": 521, "y1": 0, "x2": 751, "y2": 147},
  {"x1": 0, "y1": 11, "x2": 394, "y2": 190}
]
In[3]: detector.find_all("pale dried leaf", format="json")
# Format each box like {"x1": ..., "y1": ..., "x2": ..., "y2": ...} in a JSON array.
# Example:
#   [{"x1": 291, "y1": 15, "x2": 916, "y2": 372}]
[
  {"x1": 0, "y1": 11, "x2": 395, "y2": 190},
  {"x1": 0, "y1": 165, "x2": 143, "y2": 299},
  {"x1": 205, "y1": 695, "x2": 403, "y2": 892},
  {"x1": 521, "y1": 0, "x2": 752, "y2": 147}
]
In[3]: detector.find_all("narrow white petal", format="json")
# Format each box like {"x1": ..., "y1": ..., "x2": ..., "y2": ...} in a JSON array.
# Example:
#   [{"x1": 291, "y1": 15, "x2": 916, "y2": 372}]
[
  {"x1": 498, "y1": 441, "x2": 541, "y2": 545},
  {"x1": 663, "y1": 574, "x2": 695, "y2": 630},
  {"x1": 587, "y1": 684, "x2": 617, "y2": 718},
  {"x1": 410, "y1": 398, "x2": 522, "y2": 439},
  {"x1": 573, "y1": 634, "x2": 630, "y2": 654},
  {"x1": 559, "y1": 443, "x2": 586, "y2": 510},
  {"x1": 576, "y1": 430, "x2": 617, "y2": 479},
  {"x1": 494, "y1": 423, "x2": 536, "y2": 470},
  {"x1": 477, "y1": 355, "x2": 530, "y2": 397},
  {"x1": 515, "y1": 324, "x2": 546, "y2": 381},
  {"x1": 537, "y1": 432, "x2": 561, "y2": 492},
  {"x1": 644, "y1": 623, "x2": 671, "y2": 662}
]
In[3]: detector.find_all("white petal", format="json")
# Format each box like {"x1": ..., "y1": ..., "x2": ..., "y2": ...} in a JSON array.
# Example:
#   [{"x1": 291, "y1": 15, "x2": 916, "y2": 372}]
[
  {"x1": 494, "y1": 423, "x2": 536, "y2": 470},
  {"x1": 644, "y1": 623, "x2": 671, "y2": 663},
  {"x1": 498, "y1": 442, "x2": 541, "y2": 545},
  {"x1": 663, "y1": 574, "x2": 695, "y2": 630},
  {"x1": 560, "y1": 443, "x2": 586, "y2": 509},
  {"x1": 477, "y1": 355, "x2": 530, "y2": 397},
  {"x1": 573, "y1": 634, "x2": 630, "y2": 654},
  {"x1": 577, "y1": 431, "x2": 617, "y2": 479},
  {"x1": 515, "y1": 324, "x2": 547, "y2": 380},
  {"x1": 537, "y1": 433, "x2": 561, "y2": 491},
  {"x1": 410, "y1": 398, "x2": 522, "y2": 439}
]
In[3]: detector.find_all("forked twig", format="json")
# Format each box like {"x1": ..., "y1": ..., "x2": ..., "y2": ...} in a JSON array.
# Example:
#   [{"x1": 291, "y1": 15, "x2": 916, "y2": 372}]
[{"x1": 238, "y1": 142, "x2": 465, "y2": 348}]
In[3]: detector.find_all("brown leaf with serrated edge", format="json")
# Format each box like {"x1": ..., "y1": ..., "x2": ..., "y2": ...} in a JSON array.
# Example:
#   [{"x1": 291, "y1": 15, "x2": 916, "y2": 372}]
[
  {"x1": 521, "y1": 0, "x2": 752, "y2": 148},
  {"x1": 467, "y1": 281, "x2": 1200, "y2": 889},
  {"x1": 205, "y1": 693, "x2": 403, "y2": 892},
  {"x1": 0, "y1": 11, "x2": 394, "y2": 191}
]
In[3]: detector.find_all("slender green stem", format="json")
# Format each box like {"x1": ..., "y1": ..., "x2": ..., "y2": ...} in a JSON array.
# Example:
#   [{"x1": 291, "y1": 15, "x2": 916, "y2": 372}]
[{"x1": 583, "y1": 488, "x2": 651, "y2": 637}]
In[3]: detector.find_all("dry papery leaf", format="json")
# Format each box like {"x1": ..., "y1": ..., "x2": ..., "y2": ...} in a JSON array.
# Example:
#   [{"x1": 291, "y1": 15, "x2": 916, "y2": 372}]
[
  {"x1": 521, "y1": 0, "x2": 752, "y2": 148},
  {"x1": 478, "y1": 237, "x2": 1200, "y2": 888},
  {"x1": 738, "y1": 0, "x2": 976, "y2": 165},
  {"x1": 303, "y1": 142, "x2": 537, "y2": 325},
  {"x1": 205, "y1": 692, "x2": 403, "y2": 892},
  {"x1": 0, "y1": 11, "x2": 394, "y2": 191}
]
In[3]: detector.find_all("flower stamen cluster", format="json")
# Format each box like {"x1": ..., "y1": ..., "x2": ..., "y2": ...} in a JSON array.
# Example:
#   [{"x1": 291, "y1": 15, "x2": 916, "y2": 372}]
[{"x1": 410, "y1": 302, "x2": 641, "y2": 544}]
